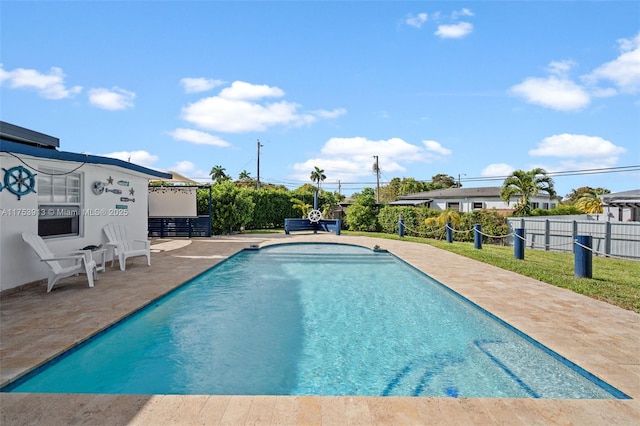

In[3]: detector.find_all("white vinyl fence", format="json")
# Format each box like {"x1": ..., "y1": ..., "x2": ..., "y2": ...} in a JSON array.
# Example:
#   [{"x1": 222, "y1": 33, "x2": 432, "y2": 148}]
[{"x1": 506, "y1": 218, "x2": 640, "y2": 260}]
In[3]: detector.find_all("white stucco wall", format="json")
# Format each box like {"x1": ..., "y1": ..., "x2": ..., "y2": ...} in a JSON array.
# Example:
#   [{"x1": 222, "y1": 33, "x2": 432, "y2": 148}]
[
  {"x1": 429, "y1": 196, "x2": 554, "y2": 213},
  {"x1": 0, "y1": 153, "x2": 153, "y2": 292}
]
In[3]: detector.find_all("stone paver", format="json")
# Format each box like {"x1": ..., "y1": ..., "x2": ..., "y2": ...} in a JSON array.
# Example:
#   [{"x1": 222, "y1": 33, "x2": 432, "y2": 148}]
[{"x1": 1, "y1": 233, "x2": 638, "y2": 425}]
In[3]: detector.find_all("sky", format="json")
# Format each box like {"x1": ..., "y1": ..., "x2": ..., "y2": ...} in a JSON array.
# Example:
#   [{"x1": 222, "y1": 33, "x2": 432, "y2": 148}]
[{"x1": 1, "y1": 1, "x2": 639, "y2": 198}]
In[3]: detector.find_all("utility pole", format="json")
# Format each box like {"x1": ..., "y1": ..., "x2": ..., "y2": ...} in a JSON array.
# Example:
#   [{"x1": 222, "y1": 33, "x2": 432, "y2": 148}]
[
  {"x1": 256, "y1": 139, "x2": 263, "y2": 190},
  {"x1": 373, "y1": 155, "x2": 380, "y2": 203},
  {"x1": 457, "y1": 173, "x2": 466, "y2": 188}
]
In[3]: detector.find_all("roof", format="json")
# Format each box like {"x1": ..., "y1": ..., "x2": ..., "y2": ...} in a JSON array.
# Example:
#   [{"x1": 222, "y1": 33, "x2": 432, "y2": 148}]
[
  {"x1": 0, "y1": 121, "x2": 59, "y2": 148},
  {"x1": 398, "y1": 186, "x2": 506, "y2": 200},
  {"x1": 602, "y1": 189, "x2": 640, "y2": 208},
  {"x1": 150, "y1": 170, "x2": 199, "y2": 184},
  {"x1": 388, "y1": 199, "x2": 432, "y2": 206},
  {"x1": 602, "y1": 189, "x2": 640, "y2": 201},
  {"x1": 0, "y1": 139, "x2": 171, "y2": 180}
]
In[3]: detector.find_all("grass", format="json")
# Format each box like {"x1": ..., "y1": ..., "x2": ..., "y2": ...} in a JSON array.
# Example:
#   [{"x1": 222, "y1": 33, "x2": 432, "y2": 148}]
[{"x1": 343, "y1": 231, "x2": 640, "y2": 313}]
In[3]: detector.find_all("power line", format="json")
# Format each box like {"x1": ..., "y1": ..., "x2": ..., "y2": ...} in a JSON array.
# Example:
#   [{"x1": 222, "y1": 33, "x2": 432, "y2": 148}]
[{"x1": 191, "y1": 164, "x2": 640, "y2": 187}]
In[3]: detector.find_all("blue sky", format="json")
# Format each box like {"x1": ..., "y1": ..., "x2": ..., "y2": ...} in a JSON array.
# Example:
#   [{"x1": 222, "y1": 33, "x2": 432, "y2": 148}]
[{"x1": 2, "y1": 1, "x2": 639, "y2": 198}]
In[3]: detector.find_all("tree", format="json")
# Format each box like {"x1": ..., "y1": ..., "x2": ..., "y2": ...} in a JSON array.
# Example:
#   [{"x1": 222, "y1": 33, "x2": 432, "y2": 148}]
[
  {"x1": 430, "y1": 174, "x2": 457, "y2": 190},
  {"x1": 238, "y1": 170, "x2": 251, "y2": 180},
  {"x1": 290, "y1": 198, "x2": 313, "y2": 218},
  {"x1": 564, "y1": 186, "x2": 610, "y2": 205},
  {"x1": 209, "y1": 182, "x2": 254, "y2": 234},
  {"x1": 209, "y1": 165, "x2": 230, "y2": 184},
  {"x1": 500, "y1": 168, "x2": 556, "y2": 216},
  {"x1": 310, "y1": 166, "x2": 326, "y2": 191},
  {"x1": 345, "y1": 188, "x2": 379, "y2": 231},
  {"x1": 575, "y1": 190, "x2": 605, "y2": 214}
]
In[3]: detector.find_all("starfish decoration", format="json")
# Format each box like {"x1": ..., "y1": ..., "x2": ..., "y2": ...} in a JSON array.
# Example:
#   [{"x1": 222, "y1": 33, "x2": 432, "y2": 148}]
[
  {"x1": 106, "y1": 176, "x2": 114, "y2": 185},
  {"x1": 129, "y1": 188, "x2": 135, "y2": 196}
]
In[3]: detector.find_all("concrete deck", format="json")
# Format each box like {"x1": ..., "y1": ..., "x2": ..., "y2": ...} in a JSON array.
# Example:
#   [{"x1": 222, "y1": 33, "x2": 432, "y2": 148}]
[{"x1": 1, "y1": 233, "x2": 638, "y2": 425}]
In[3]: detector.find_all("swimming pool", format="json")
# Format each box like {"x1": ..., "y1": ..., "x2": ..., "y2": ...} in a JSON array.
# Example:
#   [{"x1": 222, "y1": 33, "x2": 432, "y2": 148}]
[{"x1": 3, "y1": 243, "x2": 630, "y2": 398}]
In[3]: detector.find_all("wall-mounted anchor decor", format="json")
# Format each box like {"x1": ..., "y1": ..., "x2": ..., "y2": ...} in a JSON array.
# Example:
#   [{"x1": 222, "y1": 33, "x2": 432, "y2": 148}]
[
  {"x1": 105, "y1": 188, "x2": 122, "y2": 194},
  {"x1": 2, "y1": 166, "x2": 37, "y2": 200},
  {"x1": 117, "y1": 180, "x2": 130, "y2": 186}
]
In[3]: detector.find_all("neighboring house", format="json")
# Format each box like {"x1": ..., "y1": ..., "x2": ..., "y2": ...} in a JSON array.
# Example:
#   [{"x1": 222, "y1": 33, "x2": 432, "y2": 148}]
[
  {"x1": 602, "y1": 189, "x2": 640, "y2": 222},
  {"x1": 0, "y1": 121, "x2": 171, "y2": 292},
  {"x1": 390, "y1": 186, "x2": 556, "y2": 214}
]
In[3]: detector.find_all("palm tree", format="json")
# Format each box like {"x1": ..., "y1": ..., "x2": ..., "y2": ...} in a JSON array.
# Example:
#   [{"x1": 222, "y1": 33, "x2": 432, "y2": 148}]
[
  {"x1": 500, "y1": 168, "x2": 556, "y2": 216},
  {"x1": 575, "y1": 190, "x2": 604, "y2": 214},
  {"x1": 310, "y1": 166, "x2": 326, "y2": 191},
  {"x1": 238, "y1": 170, "x2": 252, "y2": 181},
  {"x1": 209, "y1": 165, "x2": 229, "y2": 184}
]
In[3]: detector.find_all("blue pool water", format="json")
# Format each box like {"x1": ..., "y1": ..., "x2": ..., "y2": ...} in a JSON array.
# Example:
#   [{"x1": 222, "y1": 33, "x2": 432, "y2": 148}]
[{"x1": 4, "y1": 243, "x2": 629, "y2": 398}]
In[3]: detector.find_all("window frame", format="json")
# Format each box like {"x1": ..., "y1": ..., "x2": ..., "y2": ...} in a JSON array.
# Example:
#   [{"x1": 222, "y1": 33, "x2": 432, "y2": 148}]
[{"x1": 37, "y1": 166, "x2": 83, "y2": 239}]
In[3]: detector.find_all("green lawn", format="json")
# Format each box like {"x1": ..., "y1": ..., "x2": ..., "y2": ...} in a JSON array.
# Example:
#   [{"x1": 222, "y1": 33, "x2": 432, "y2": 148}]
[{"x1": 343, "y1": 231, "x2": 640, "y2": 313}]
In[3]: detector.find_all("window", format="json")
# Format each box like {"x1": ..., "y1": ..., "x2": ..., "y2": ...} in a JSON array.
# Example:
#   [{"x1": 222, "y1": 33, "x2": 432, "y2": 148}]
[
  {"x1": 38, "y1": 167, "x2": 82, "y2": 238},
  {"x1": 543, "y1": 202, "x2": 549, "y2": 210},
  {"x1": 473, "y1": 202, "x2": 484, "y2": 210},
  {"x1": 446, "y1": 202, "x2": 460, "y2": 211},
  {"x1": 531, "y1": 202, "x2": 539, "y2": 210}
]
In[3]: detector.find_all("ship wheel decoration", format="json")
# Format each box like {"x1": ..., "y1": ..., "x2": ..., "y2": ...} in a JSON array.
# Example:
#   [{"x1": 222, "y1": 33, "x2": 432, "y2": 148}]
[
  {"x1": 2, "y1": 166, "x2": 37, "y2": 200},
  {"x1": 307, "y1": 209, "x2": 323, "y2": 223}
]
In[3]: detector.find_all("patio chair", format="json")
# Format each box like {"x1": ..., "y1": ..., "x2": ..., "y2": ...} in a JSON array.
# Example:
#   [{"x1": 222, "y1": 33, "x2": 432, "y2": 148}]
[
  {"x1": 21, "y1": 232, "x2": 97, "y2": 292},
  {"x1": 102, "y1": 223, "x2": 151, "y2": 271}
]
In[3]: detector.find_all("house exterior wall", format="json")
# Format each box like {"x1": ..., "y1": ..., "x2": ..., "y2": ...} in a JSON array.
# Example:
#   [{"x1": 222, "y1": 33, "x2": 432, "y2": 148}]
[
  {"x1": 429, "y1": 195, "x2": 554, "y2": 213},
  {"x1": 604, "y1": 205, "x2": 639, "y2": 222},
  {"x1": 0, "y1": 153, "x2": 151, "y2": 292}
]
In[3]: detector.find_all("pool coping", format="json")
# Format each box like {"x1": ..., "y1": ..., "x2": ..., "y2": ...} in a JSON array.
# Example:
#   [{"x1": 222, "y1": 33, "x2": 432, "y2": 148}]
[{"x1": 1, "y1": 233, "x2": 639, "y2": 425}]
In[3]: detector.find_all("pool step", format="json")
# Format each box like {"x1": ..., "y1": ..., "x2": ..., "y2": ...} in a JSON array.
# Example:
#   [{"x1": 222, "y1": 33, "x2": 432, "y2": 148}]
[
  {"x1": 382, "y1": 353, "x2": 464, "y2": 397},
  {"x1": 473, "y1": 339, "x2": 540, "y2": 398}
]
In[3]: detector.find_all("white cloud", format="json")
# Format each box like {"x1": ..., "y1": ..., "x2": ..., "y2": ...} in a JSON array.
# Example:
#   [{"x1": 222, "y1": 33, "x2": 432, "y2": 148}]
[
  {"x1": 509, "y1": 76, "x2": 590, "y2": 111},
  {"x1": 406, "y1": 13, "x2": 428, "y2": 28},
  {"x1": 422, "y1": 140, "x2": 452, "y2": 156},
  {"x1": 88, "y1": 87, "x2": 135, "y2": 110},
  {"x1": 0, "y1": 65, "x2": 82, "y2": 99},
  {"x1": 546, "y1": 59, "x2": 576, "y2": 77},
  {"x1": 529, "y1": 134, "x2": 626, "y2": 159},
  {"x1": 481, "y1": 163, "x2": 515, "y2": 177},
  {"x1": 170, "y1": 160, "x2": 209, "y2": 181},
  {"x1": 101, "y1": 150, "x2": 158, "y2": 167},
  {"x1": 180, "y1": 80, "x2": 345, "y2": 133},
  {"x1": 435, "y1": 22, "x2": 473, "y2": 39},
  {"x1": 219, "y1": 81, "x2": 285, "y2": 100},
  {"x1": 168, "y1": 128, "x2": 230, "y2": 147},
  {"x1": 512, "y1": 32, "x2": 640, "y2": 110},
  {"x1": 312, "y1": 108, "x2": 348, "y2": 119},
  {"x1": 290, "y1": 136, "x2": 451, "y2": 182},
  {"x1": 451, "y1": 8, "x2": 474, "y2": 19},
  {"x1": 583, "y1": 32, "x2": 640, "y2": 94},
  {"x1": 180, "y1": 77, "x2": 225, "y2": 93}
]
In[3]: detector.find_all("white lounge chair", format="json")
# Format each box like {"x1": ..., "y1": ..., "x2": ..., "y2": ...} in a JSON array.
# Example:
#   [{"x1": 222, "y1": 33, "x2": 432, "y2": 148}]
[
  {"x1": 22, "y1": 232, "x2": 97, "y2": 292},
  {"x1": 103, "y1": 223, "x2": 151, "y2": 271}
]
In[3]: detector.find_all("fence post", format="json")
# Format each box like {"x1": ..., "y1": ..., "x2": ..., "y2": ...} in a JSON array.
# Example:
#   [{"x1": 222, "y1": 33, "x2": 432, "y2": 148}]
[
  {"x1": 544, "y1": 219, "x2": 550, "y2": 251},
  {"x1": 398, "y1": 217, "x2": 405, "y2": 237},
  {"x1": 604, "y1": 221, "x2": 612, "y2": 257},
  {"x1": 446, "y1": 221, "x2": 453, "y2": 243},
  {"x1": 474, "y1": 224, "x2": 482, "y2": 249},
  {"x1": 514, "y1": 228, "x2": 525, "y2": 259},
  {"x1": 575, "y1": 235, "x2": 593, "y2": 278}
]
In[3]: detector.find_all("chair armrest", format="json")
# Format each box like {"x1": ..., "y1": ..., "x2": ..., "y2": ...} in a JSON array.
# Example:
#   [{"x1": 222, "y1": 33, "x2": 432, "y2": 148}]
[
  {"x1": 133, "y1": 239, "x2": 151, "y2": 249},
  {"x1": 40, "y1": 254, "x2": 86, "y2": 262}
]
